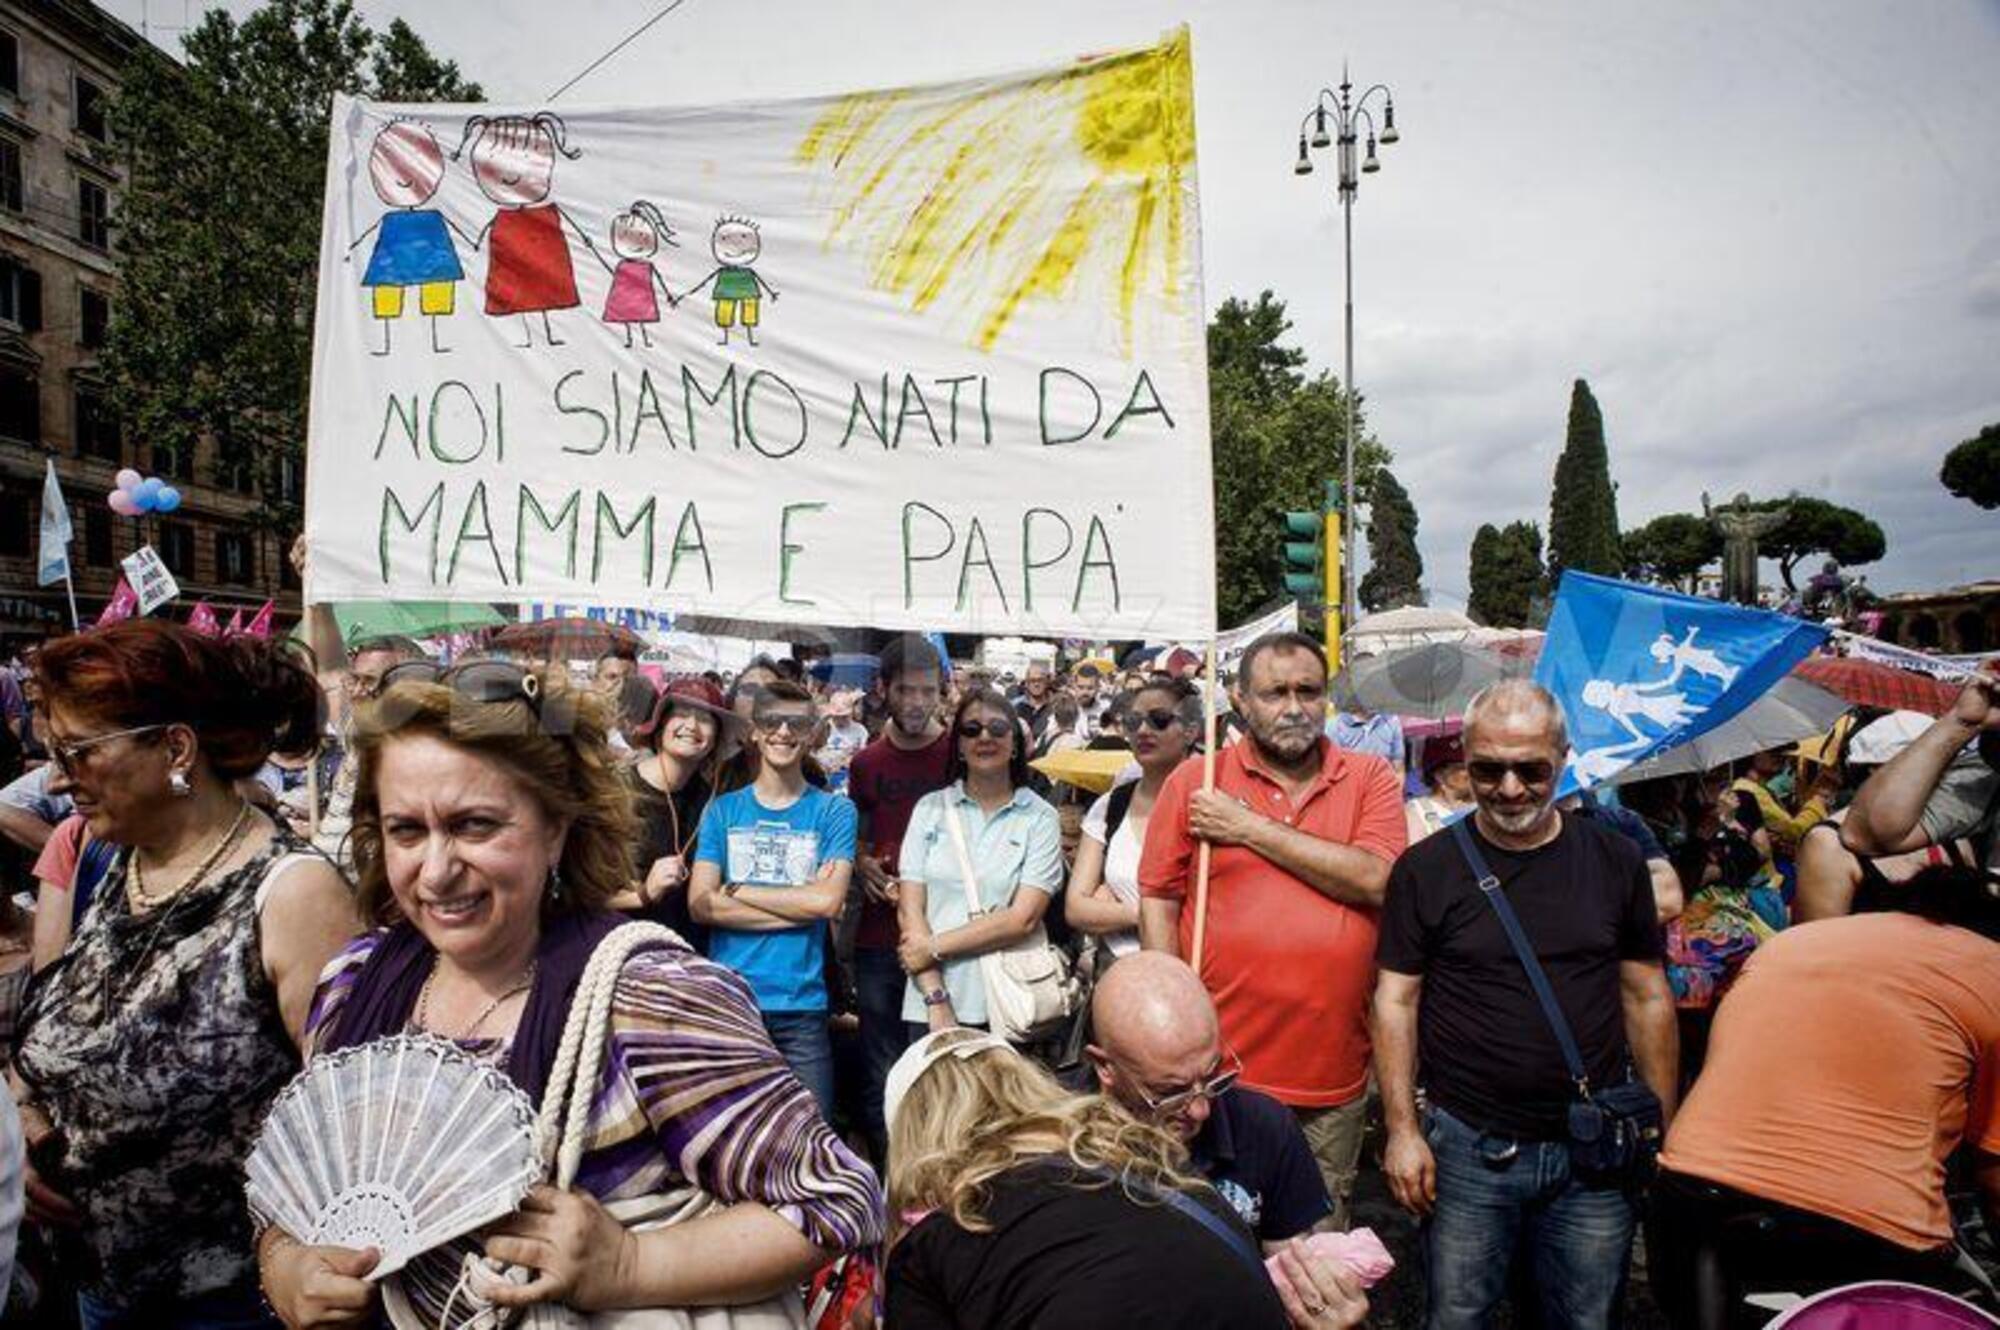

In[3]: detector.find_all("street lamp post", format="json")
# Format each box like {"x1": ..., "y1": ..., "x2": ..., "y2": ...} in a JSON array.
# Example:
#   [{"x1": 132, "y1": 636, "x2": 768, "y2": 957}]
[{"x1": 1295, "y1": 66, "x2": 1399, "y2": 648}]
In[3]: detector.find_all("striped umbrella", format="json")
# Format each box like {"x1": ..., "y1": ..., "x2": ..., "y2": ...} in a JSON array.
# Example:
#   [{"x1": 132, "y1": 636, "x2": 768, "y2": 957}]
[{"x1": 1791, "y1": 655, "x2": 1960, "y2": 718}]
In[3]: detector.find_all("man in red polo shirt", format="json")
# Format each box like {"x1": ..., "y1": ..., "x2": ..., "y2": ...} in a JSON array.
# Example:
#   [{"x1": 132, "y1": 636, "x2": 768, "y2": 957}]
[{"x1": 1140, "y1": 630, "x2": 1407, "y2": 1225}]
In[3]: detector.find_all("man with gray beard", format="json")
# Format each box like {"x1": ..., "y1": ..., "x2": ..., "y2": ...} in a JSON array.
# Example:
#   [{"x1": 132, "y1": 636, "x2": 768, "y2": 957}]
[{"x1": 1372, "y1": 680, "x2": 1677, "y2": 1330}]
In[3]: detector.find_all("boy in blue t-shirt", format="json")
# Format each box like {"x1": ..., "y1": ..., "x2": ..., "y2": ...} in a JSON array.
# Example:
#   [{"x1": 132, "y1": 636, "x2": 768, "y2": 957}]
[{"x1": 691, "y1": 679, "x2": 855, "y2": 1116}]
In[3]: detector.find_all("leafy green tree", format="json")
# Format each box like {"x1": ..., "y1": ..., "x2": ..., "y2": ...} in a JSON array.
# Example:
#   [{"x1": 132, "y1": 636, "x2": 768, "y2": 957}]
[
  {"x1": 1468, "y1": 520, "x2": 1546, "y2": 628},
  {"x1": 1359, "y1": 467, "x2": 1423, "y2": 611},
  {"x1": 1750, "y1": 496, "x2": 1887, "y2": 591},
  {"x1": 104, "y1": 1, "x2": 479, "y2": 533},
  {"x1": 1622, "y1": 513, "x2": 1720, "y2": 592},
  {"x1": 1941, "y1": 423, "x2": 2000, "y2": 509},
  {"x1": 1546, "y1": 379, "x2": 1623, "y2": 580},
  {"x1": 1208, "y1": 291, "x2": 1390, "y2": 625}
]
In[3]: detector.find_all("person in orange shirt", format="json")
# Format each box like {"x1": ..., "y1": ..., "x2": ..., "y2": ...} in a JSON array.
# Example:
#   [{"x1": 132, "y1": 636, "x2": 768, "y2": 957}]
[
  {"x1": 1139, "y1": 631, "x2": 1407, "y2": 1227},
  {"x1": 1653, "y1": 865, "x2": 2000, "y2": 1316}
]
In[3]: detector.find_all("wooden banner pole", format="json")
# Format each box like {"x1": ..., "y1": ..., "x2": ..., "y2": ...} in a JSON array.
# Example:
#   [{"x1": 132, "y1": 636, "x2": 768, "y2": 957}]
[{"x1": 1190, "y1": 634, "x2": 1220, "y2": 974}]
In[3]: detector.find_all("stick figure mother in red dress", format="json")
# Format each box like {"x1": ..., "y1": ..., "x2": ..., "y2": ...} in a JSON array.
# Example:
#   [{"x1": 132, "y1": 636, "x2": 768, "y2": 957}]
[{"x1": 453, "y1": 112, "x2": 598, "y2": 348}]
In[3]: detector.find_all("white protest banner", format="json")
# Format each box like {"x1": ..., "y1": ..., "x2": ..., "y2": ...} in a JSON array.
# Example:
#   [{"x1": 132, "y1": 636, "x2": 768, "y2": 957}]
[
  {"x1": 304, "y1": 31, "x2": 1214, "y2": 639},
  {"x1": 1839, "y1": 631, "x2": 1985, "y2": 684},
  {"x1": 1215, "y1": 602, "x2": 1301, "y2": 675},
  {"x1": 121, "y1": 545, "x2": 179, "y2": 616}
]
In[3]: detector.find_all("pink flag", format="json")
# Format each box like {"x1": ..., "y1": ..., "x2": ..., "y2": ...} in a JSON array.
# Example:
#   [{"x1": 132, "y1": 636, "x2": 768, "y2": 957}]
[
  {"x1": 187, "y1": 601, "x2": 222, "y2": 637},
  {"x1": 96, "y1": 577, "x2": 138, "y2": 627},
  {"x1": 244, "y1": 600, "x2": 274, "y2": 639},
  {"x1": 224, "y1": 608, "x2": 244, "y2": 637}
]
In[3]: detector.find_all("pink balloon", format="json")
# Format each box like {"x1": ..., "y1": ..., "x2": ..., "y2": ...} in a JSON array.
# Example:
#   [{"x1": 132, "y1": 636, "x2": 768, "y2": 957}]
[
  {"x1": 109, "y1": 490, "x2": 139, "y2": 516},
  {"x1": 115, "y1": 468, "x2": 142, "y2": 491}
]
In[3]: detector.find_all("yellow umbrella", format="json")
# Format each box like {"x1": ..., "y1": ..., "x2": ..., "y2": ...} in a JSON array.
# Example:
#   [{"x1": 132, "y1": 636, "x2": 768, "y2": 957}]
[
  {"x1": 1030, "y1": 747, "x2": 1133, "y2": 795},
  {"x1": 1791, "y1": 712, "x2": 1856, "y2": 770}
]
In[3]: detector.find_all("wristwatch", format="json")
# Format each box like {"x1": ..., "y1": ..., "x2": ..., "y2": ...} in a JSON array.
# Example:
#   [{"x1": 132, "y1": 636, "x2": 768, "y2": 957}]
[{"x1": 921, "y1": 988, "x2": 953, "y2": 1008}]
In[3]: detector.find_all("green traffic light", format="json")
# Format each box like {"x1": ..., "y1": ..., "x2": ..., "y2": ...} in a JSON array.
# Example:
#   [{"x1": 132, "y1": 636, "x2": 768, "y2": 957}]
[
  {"x1": 1284, "y1": 541, "x2": 1321, "y2": 567},
  {"x1": 1283, "y1": 511, "x2": 1324, "y2": 539},
  {"x1": 1282, "y1": 572, "x2": 1322, "y2": 595}
]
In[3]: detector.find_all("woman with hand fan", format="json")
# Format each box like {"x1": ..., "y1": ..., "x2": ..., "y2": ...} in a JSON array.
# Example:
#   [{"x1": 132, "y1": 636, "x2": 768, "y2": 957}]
[
  {"x1": 263, "y1": 661, "x2": 882, "y2": 1328},
  {"x1": 9, "y1": 621, "x2": 360, "y2": 1329}
]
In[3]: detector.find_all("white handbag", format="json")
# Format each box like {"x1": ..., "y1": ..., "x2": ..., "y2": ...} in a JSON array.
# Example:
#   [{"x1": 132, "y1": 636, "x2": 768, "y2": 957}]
[
  {"x1": 941, "y1": 798, "x2": 1080, "y2": 1044},
  {"x1": 391, "y1": 922, "x2": 807, "y2": 1330}
]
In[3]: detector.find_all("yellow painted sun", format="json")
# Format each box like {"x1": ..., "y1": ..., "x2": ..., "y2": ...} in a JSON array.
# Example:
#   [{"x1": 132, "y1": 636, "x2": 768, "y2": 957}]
[{"x1": 795, "y1": 29, "x2": 1196, "y2": 352}]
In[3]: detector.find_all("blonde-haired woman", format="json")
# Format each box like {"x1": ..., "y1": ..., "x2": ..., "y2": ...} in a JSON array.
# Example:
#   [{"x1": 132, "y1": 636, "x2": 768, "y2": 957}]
[{"x1": 883, "y1": 1028, "x2": 1290, "y2": 1329}]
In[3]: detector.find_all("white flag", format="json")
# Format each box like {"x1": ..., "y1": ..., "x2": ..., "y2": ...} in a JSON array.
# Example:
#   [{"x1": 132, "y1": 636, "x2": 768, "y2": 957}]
[{"x1": 37, "y1": 456, "x2": 71, "y2": 587}]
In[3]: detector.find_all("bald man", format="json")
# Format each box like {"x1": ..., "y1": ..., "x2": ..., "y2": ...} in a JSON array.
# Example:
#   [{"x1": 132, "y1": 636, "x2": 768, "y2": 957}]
[{"x1": 1088, "y1": 953, "x2": 1334, "y2": 1246}]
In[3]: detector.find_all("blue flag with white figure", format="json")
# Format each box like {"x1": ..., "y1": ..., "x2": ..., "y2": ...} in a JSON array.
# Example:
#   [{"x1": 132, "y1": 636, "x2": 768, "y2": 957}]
[
  {"x1": 1534, "y1": 572, "x2": 1830, "y2": 791},
  {"x1": 37, "y1": 456, "x2": 72, "y2": 588}
]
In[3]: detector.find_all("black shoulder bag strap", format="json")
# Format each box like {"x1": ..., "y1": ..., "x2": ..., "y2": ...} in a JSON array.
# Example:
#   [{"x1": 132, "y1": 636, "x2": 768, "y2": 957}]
[{"x1": 1448, "y1": 817, "x2": 1593, "y2": 1098}]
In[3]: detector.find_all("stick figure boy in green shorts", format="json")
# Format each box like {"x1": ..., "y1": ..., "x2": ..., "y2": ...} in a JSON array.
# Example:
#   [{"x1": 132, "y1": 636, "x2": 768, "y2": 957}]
[{"x1": 680, "y1": 215, "x2": 780, "y2": 346}]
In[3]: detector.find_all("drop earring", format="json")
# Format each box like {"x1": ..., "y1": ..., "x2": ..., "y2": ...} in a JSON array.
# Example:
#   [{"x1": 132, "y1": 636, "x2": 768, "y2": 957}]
[{"x1": 168, "y1": 769, "x2": 192, "y2": 798}]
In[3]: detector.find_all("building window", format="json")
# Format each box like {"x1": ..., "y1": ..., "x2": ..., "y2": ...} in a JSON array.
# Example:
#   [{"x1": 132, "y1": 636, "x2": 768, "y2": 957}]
[
  {"x1": 78, "y1": 178, "x2": 109, "y2": 250},
  {"x1": 158, "y1": 520, "x2": 195, "y2": 577},
  {"x1": 278, "y1": 452, "x2": 302, "y2": 504},
  {"x1": 0, "y1": 363, "x2": 36, "y2": 441},
  {"x1": 80, "y1": 289, "x2": 109, "y2": 348},
  {"x1": 0, "y1": 139, "x2": 20, "y2": 213},
  {"x1": 83, "y1": 505, "x2": 112, "y2": 566},
  {"x1": 0, "y1": 32, "x2": 19, "y2": 98},
  {"x1": 74, "y1": 76, "x2": 107, "y2": 143},
  {"x1": 154, "y1": 440, "x2": 194, "y2": 482},
  {"x1": 0, "y1": 257, "x2": 41, "y2": 330},
  {"x1": 0, "y1": 483, "x2": 28, "y2": 557},
  {"x1": 216, "y1": 530, "x2": 255, "y2": 584},
  {"x1": 74, "y1": 386, "x2": 119, "y2": 461}
]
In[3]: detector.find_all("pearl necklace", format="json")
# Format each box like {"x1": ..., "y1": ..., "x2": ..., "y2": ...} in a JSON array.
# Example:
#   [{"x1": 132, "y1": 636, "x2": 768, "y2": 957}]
[
  {"x1": 414, "y1": 960, "x2": 538, "y2": 1042},
  {"x1": 128, "y1": 801, "x2": 255, "y2": 909}
]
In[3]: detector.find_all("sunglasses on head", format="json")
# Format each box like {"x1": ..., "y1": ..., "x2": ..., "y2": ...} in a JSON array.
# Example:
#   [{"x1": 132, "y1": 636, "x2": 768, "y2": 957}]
[
  {"x1": 957, "y1": 718, "x2": 1014, "y2": 741},
  {"x1": 375, "y1": 660, "x2": 575, "y2": 733},
  {"x1": 1467, "y1": 758, "x2": 1556, "y2": 787},
  {"x1": 1121, "y1": 708, "x2": 1183, "y2": 733}
]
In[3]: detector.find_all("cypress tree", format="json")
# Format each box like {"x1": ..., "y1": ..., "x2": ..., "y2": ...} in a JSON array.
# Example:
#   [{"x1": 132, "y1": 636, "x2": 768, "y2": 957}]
[
  {"x1": 1359, "y1": 468, "x2": 1424, "y2": 611},
  {"x1": 1469, "y1": 520, "x2": 1546, "y2": 628},
  {"x1": 1547, "y1": 379, "x2": 1623, "y2": 581}
]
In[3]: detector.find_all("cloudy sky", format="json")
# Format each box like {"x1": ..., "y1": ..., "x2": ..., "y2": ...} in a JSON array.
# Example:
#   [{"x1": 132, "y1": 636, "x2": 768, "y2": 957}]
[{"x1": 115, "y1": 0, "x2": 2000, "y2": 605}]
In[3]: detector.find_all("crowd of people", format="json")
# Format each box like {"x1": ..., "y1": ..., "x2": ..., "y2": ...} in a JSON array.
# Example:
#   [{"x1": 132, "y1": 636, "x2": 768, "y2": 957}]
[{"x1": 0, "y1": 616, "x2": 1993, "y2": 1329}]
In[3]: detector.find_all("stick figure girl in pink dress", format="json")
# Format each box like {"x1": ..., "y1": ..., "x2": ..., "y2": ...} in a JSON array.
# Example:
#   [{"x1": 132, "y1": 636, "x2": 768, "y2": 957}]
[
  {"x1": 600, "y1": 201, "x2": 678, "y2": 349},
  {"x1": 453, "y1": 112, "x2": 599, "y2": 348}
]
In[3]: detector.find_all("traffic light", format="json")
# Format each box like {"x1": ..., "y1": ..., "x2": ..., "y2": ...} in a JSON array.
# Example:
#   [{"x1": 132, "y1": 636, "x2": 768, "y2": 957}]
[{"x1": 1281, "y1": 510, "x2": 1324, "y2": 600}]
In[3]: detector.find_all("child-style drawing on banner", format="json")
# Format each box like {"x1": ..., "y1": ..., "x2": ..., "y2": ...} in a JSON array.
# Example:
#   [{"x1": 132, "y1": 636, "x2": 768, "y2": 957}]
[
  {"x1": 304, "y1": 30, "x2": 1218, "y2": 640},
  {"x1": 680, "y1": 216, "x2": 779, "y2": 347},
  {"x1": 600, "y1": 201, "x2": 679, "y2": 348},
  {"x1": 349, "y1": 121, "x2": 471, "y2": 355},
  {"x1": 457, "y1": 112, "x2": 596, "y2": 348}
]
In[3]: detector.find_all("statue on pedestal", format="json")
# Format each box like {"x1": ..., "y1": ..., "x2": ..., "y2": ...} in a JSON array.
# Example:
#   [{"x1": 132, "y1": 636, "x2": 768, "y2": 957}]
[{"x1": 1703, "y1": 492, "x2": 1789, "y2": 606}]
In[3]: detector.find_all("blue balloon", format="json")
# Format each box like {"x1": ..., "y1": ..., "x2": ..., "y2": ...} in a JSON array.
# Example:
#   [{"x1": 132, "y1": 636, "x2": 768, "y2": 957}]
[
  {"x1": 136, "y1": 476, "x2": 162, "y2": 501},
  {"x1": 155, "y1": 485, "x2": 182, "y2": 513}
]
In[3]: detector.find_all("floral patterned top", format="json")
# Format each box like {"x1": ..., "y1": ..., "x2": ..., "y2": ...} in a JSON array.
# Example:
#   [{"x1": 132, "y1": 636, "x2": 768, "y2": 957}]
[
  {"x1": 305, "y1": 928, "x2": 884, "y2": 1324},
  {"x1": 14, "y1": 830, "x2": 319, "y2": 1305}
]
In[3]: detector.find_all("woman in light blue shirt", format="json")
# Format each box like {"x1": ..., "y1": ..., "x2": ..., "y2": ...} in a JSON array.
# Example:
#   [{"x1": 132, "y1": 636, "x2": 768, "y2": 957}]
[{"x1": 896, "y1": 687, "x2": 1065, "y2": 1036}]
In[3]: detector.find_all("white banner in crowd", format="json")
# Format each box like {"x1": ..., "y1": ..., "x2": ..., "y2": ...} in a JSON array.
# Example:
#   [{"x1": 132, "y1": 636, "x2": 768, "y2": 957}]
[{"x1": 303, "y1": 31, "x2": 1215, "y2": 639}]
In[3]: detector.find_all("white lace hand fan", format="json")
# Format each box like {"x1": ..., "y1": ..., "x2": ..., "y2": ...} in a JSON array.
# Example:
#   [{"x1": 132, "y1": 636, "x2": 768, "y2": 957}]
[{"x1": 246, "y1": 1033, "x2": 541, "y2": 1280}]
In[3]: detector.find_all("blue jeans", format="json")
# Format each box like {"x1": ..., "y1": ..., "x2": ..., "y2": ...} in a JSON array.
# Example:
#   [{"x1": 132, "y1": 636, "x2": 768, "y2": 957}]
[
  {"x1": 79, "y1": 1281, "x2": 280, "y2": 1330},
  {"x1": 855, "y1": 946, "x2": 912, "y2": 1154},
  {"x1": 1422, "y1": 1103, "x2": 1636, "y2": 1330},
  {"x1": 763, "y1": 1010, "x2": 835, "y2": 1119}
]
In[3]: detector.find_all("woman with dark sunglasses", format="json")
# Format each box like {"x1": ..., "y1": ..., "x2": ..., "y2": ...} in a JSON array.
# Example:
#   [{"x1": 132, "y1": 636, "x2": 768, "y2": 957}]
[
  {"x1": 895, "y1": 689, "x2": 1064, "y2": 1040},
  {"x1": 1067, "y1": 681, "x2": 1200, "y2": 961}
]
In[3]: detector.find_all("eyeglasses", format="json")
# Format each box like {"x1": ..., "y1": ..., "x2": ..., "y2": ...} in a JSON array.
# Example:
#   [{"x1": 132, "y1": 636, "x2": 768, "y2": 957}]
[
  {"x1": 1121, "y1": 708, "x2": 1184, "y2": 733},
  {"x1": 755, "y1": 712, "x2": 815, "y2": 735},
  {"x1": 50, "y1": 724, "x2": 170, "y2": 777},
  {"x1": 1128, "y1": 1048, "x2": 1244, "y2": 1117},
  {"x1": 957, "y1": 718, "x2": 1014, "y2": 741},
  {"x1": 1467, "y1": 758, "x2": 1556, "y2": 787}
]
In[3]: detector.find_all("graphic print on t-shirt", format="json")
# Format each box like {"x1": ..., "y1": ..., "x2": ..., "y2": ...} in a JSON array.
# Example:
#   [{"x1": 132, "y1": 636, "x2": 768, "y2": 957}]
[{"x1": 727, "y1": 822, "x2": 820, "y2": 886}]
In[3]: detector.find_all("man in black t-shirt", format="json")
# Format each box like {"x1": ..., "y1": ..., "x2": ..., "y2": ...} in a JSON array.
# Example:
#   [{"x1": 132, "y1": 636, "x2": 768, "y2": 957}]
[
  {"x1": 1087, "y1": 953, "x2": 1334, "y2": 1250},
  {"x1": 1372, "y1": 680, "x2": 1677, "y2": 1330}
]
